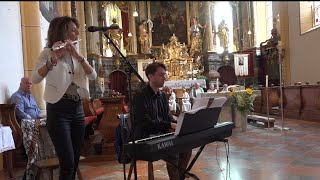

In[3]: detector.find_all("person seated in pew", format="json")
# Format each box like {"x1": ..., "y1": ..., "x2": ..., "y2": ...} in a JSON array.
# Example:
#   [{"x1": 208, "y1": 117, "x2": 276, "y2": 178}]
[
  {"x1": 207, "y1": 83, "x2": 217, "y2": 93},
  {"x1": 181, "y1": 88, "x2": 192, "y2": 112},
  {"x1": 219, "y1": 84, "x2": 230, "y2": 93},
  {"x1": 10, "y1": 77, "x2": 44, "y2": 124},
  {"x1": 168, "y1": 88, "x2": 177, "y2": 113},
  {"x1": 190, "y1": 82, "x2": 204, "y2": 99},
  {"x1": 133, "y1": 62, "x2": 192, "y2": 180}
]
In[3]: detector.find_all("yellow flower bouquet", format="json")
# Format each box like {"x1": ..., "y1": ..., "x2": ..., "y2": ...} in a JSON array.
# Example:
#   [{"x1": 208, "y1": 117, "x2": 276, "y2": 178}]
[{"x1": 230, "y1": 88, "x2": 257, "y2": 115}]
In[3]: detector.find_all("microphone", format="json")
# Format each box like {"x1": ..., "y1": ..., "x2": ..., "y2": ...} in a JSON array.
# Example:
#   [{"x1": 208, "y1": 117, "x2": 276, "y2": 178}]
[{"x1": 87, "y1": 25, "x2": 119, "y2": 32}]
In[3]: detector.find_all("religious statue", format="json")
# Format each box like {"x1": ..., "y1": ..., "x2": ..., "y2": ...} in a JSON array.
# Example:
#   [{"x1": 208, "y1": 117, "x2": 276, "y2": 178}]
[
  {"x1": 217, "y1": 19, "x2": 229, "y2": 51},
  {"x1": 189, "y1": 17, "x2": 204, "y2": 56},
  {"x1": 138, "y1": 20, "x2": 151, "y2": 54},
  {"x1": 260, "y1": 17, "x2": 282, "y2": 86},
  {"x1": 108, "y1": 18, "x2": 123, "y2": 56},
  {"x1": 267, "y1": 28, "x2": 281, "y2": 47}
]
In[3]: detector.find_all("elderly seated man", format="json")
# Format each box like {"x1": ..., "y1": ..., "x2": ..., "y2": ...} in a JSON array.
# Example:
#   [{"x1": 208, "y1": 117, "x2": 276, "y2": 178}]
[
  {"x1": 10, "y1": 77, "x2": 47, "y2": 180},
  {"x1": 190, "y1": 82, "x2": 204, "y2": 104},
  {"x1": 10, "y1": 77, "x2": 45, "y2": 123}
]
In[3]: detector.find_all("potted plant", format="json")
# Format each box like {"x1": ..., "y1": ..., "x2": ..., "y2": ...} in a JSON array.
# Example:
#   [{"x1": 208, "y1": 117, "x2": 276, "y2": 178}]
[{"x1": 230, "y1": 88, "x2": 257, "y2": 131}]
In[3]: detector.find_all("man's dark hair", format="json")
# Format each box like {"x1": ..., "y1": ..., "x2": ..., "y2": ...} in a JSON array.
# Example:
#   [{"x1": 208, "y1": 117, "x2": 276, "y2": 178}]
[{"x1": 145, "y1": 62, "x2": 166, "y2": 79}]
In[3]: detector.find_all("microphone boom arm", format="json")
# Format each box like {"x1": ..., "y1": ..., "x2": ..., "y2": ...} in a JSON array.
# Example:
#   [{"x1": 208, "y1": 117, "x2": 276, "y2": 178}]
[
  {"x1": 103, "y1": 31, "x2": 146, "y2": 86},
  {"x1": 102, "y1": 31, "x2": 145, "y2": 180}
]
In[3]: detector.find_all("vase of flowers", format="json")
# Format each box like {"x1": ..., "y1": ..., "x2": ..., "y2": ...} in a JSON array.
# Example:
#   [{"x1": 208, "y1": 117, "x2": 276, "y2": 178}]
[{"x1": 230, "y1": 88, "x2": 257, "y2": 131}]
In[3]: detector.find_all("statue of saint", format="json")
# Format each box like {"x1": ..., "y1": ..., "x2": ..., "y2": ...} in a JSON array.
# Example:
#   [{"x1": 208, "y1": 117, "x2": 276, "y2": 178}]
[
  {"x1": 267, "y1": 28, "x2": 281, "y2": 47},
  {"x1": 189, "y1": 17, "x2": 203, "y2": 55},
  {"x1": 217, "y1": 19, "x2": 229, "y2": 51},
  {"x1": 138, "y1": 20, "x2": 151, "y2": 54},
  {"x1": 108, "y1": 18, "x2": 122, "y2": 56}
]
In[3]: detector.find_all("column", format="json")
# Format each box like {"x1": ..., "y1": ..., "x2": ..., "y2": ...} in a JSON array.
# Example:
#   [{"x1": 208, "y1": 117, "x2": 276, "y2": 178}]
[
  {"x1": 278, "y1": 2, "x2": 290, "y2": 85},
  {"x1": 85, "y1": 2, "x2": 100, "y2": 55},
  {"x1": 200, "y1": 2, "x2": 214, "y2": 52},
  {"x1": 76, "y1": 1, "x2": 87, "y2": 58},
  {"x1": 129, "y1": 1, "x2": 137, "y2": 54},
  {"x1": 57, "y1": 1, "x2": 71, "y2": 16},
  {"x1": 138, "y1": 1, "x2": 147, "y2": 23},
  {"x1": 191, "y1": 1, "x2": 200, "y2": 19},
  {"x1": 20, "y1": 2, "x2": 45, "y2": 111}
]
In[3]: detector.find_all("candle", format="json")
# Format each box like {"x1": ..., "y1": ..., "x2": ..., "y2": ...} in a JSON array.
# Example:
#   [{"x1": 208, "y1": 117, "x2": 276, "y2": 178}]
[
  {"x1": 266, "y1": 75, "x2": 268, "y2": 88},
  {"x1": 216, "y1": 78, "x2": 219, "y2": 92},
  {"x1": 92, "y1": 60, "x2": 95, "y2": 69}
]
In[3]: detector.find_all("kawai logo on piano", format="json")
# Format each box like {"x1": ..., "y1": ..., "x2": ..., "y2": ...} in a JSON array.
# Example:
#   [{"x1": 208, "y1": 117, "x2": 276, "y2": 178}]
[{"x1": 157, "y1": 140, "x2": 174, "y2": 150}]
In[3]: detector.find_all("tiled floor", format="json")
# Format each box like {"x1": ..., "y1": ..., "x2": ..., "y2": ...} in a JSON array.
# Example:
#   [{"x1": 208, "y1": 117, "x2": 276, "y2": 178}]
[{"x1": 2, "y1": 117, "x2": 320, "y2": 180}]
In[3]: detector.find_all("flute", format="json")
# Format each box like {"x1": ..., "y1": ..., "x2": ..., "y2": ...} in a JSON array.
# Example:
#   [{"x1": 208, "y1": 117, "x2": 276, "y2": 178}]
[{"x1": 51, "y1": 39, "x2": 82, "y2": 51}]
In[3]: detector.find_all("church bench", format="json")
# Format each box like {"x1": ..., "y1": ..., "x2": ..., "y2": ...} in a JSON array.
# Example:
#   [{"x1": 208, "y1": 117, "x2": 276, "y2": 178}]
[{"x1": 247, "y1": 114, "x2": 275, "y2": 128}]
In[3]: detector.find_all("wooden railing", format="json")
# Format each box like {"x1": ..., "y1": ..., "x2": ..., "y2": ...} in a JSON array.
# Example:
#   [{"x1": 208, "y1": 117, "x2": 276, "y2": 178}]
[{"x1": 254, "y1": 85, "x2": 320, "y2": 122}]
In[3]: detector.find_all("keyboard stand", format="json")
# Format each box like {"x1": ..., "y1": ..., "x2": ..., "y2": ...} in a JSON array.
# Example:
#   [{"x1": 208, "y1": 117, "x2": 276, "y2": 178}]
[
  {"x1": 164, "y1": 138, "x2": 229, "y2": 180},
  {"x1": 161, "y1": 145, "x2": 207, "y2": 180}
]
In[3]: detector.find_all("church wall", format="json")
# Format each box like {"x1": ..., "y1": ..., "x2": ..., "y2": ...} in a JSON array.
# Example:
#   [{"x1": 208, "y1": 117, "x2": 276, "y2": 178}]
[
  {"x1": 288, "y1": 2, "x2": 320, "y2": 85},
  {"x1": 0, "y1": 2, "x2": 24, "y2": 104},
  {"x1": 0, "y1": 2, "x2": 24, "y2": 171}
]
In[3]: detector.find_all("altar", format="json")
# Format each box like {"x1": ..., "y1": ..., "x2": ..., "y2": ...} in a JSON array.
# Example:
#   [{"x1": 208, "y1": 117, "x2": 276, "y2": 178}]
[{"x1": 164, "y1": 79, "x2": 206, "y2": 89}]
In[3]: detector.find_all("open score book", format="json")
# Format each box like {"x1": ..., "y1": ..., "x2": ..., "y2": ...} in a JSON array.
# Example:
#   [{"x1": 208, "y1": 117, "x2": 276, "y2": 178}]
[{"x1": 174, "y1": 97, "x2": 227, "y2": 136}]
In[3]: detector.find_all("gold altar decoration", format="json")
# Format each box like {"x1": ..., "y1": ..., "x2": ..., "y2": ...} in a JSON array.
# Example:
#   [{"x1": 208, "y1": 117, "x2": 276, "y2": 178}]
[{"x1": 155, "y1": 34, "x2": 203, "y2": 81}]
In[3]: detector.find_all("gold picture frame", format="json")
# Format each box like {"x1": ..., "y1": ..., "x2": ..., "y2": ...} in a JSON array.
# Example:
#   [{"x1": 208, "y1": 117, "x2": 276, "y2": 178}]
[{"x1": 147, "y1": 1, "x2": 190, "y2": 48}]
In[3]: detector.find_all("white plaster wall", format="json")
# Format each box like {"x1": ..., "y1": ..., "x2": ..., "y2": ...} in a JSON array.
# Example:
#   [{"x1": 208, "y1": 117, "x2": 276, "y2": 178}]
[
  {"x1": 288, "y1": 2, "x2": 320, "y2": 85},
  {"x1": 0, "y1": 2, "x2": 24, "y2": 103}
]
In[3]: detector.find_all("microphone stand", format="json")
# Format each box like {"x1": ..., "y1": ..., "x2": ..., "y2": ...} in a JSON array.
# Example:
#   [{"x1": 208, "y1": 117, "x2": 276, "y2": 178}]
[{"x1": 103, "y1": 31, "x2": 146, "y2": 180}]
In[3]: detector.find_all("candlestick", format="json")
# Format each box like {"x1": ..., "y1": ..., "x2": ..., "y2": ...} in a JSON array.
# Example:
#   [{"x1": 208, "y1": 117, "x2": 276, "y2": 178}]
[
  {"x1": 216, "y1": 78, "x2": 219, "y2": 92},
  {"x1": 266, "y1": 75, "x2": 268, "y2": 88}
]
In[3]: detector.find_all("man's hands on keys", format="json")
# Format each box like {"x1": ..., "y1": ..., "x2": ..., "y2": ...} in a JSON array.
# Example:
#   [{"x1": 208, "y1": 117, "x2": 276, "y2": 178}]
[{"x1": 171, "y1": 123, "x2": 177, "y2": 130}]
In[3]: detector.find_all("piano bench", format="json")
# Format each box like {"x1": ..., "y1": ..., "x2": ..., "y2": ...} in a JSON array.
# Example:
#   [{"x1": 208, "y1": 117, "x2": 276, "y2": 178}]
[
  {"x1": 247, "y1": 115, "x2": 275, "y2": 128},
  {"x1": 34, "y1": 156, "x2": 85, "y2": 180}
]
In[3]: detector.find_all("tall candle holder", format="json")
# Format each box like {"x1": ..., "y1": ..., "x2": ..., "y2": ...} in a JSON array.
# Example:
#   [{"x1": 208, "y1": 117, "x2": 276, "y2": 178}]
[{"x1": 276, "y1": 41, "x2": 290, "y2": 131}]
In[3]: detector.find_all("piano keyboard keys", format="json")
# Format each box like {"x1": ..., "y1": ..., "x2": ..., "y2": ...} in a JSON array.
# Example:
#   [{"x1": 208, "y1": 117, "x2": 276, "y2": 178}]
[{"x1": 129, "y1": 132, "x2": 174, "y2": 144}]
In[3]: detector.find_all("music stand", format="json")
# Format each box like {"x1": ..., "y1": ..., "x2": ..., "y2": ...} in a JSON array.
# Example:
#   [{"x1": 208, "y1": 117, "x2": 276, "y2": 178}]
[{"x1": 102, "y1": 31, "x2": 146, "y2": 180}]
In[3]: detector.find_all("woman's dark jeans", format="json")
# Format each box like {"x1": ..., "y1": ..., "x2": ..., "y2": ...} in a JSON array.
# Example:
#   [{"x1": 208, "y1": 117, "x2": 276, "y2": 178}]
[{"x1": 47, "y1": 98, "x2": 85, "y2": 180}]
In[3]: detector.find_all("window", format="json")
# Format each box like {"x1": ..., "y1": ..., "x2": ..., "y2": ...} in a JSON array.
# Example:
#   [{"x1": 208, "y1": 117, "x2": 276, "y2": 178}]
[{"x1": 266, "y1": 1, "x2": 273, "y2": 37}]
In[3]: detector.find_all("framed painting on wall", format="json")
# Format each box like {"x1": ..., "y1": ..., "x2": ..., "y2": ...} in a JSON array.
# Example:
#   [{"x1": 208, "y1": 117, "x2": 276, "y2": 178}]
[
  {"x1": 137, "y1": 59, "x2": 154, "y2": 82},
  {"x1": 147, "y1": 1, "x2": 190, "y2": 48}
]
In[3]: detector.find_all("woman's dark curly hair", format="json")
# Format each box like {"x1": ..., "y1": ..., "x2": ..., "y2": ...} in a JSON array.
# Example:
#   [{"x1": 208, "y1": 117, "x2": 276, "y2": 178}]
[{"x1": 46, "y1": 16, "x2": 79, "y2": 48}]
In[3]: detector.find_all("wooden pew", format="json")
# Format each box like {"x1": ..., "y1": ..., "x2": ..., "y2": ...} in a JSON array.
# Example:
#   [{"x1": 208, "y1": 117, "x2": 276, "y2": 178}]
[
  {"x1": 0, "y1": 104, "x2": 26, "y2": 178},
  {"x1": 260, "y1": 87, "x2": 280, "y2": 115},
  {"x1": 300, "y1": 85, "x2": 320, "y2": 121},
  {"x1": 283, "y1": 86, "x2": 301, "y2": 118}
]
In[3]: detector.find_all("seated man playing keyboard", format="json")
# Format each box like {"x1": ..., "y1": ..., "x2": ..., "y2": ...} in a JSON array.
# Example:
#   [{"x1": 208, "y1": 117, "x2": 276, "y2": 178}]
[{"x1": 133, "y1": 62, "x2": 192, "y2": 180}]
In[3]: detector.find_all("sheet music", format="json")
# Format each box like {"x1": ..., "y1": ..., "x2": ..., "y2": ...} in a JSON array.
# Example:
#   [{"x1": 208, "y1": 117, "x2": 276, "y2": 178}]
[
  {"x1": 191, "y1": 97, "x2": 211, "y2": 110},
  {"x1": 208, "y1": 97, "x2": 227, "y2": 108},
  {"x1": 175, "y1": 97, "x2": 228, "y2": 136},
  {"x1": 174, "y1": 106, "x2": 206, "y2": 136}
]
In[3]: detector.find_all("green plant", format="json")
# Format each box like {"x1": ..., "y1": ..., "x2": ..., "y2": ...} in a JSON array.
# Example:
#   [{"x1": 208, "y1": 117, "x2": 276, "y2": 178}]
[{"x1": 230, "y1": 88, "x2": 256, "y2": 115}]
